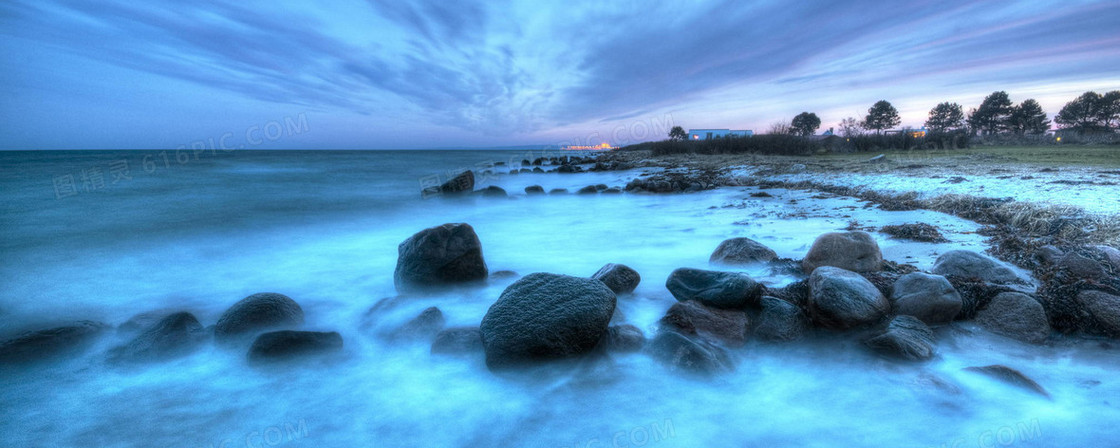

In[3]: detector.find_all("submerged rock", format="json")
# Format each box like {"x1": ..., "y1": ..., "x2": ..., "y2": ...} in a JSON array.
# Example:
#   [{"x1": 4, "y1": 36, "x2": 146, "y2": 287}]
[
  {"x1": 577, "y1": 185, "x2": 598, "y2": 194},
  {"x1": 660, "y1": 300, "x2": 750, "y2": 347},
  {"x1": 439, "y1": 170, "x2": 474, "y2": 195},
  {"x1": 524, "y1": 185, "x2": 545, "y2": 195},
  {"x1": 213, "y1": 293, "x2": 304, "y2": 345},
  {"x1": 864, "y1": 315, "x2": 936, "y2": 361},
  {"x1": 0, "y1": 320, "x2": 109, "y2": 364},
  {"x1": 890, "y1": 272, "x2": 963, "y2": 326},
  {"x1": 602, "y1": 324, "x2": 645, "y2": 352},
  {"x1": 709, "y1": 237, "x2": 778, "y2": 266},
  {"x1": 109, "y1": 312, "x2": 208, "y2": 363},
  {"x1": 802, "y1": 231, "x2": 883, "y2": 273},
  {"x1": 963, "y1": 365, "x2": 1050, "y2": 399},
  {"x1": 117, "y1": 309, "x2": 177, "y2": 335},
  {"x1": 389, "y1": 307, "x2": 446, "y2": 341},
  {"x1": 931, "y1": 250, "x2": 1020, "y2": 284},
  {"x1": 394, "y1": 223, "x2": 488, "y2": 293},
  {"x1": 247, "y1": 330, "x2": 343, "y2": 364},
  {"x1": 808, "y1": 266, "x2": 890, "y2": 331},
  {"x1": 591, "y1": 263, "x2": 641, "y2": 294},
  {"x1": 976, "y1": 292, "x2": 1050, "y2": 343},
  {"x1": 480, "y1": 273, "x2": 616, "y2": 370},
  {"x1": 665, "y1": 268, "x2": 763, "y2": 309},
  {"x1": 549, "y1": 188, "x2": 569, "y2": 195},
  {"x1": 475, "y1": 185, "x2": 507, "y2": 197},
  {"x1": 647, "y1": 330, "x2": 733, "y2": 376},
  {"x1": 754, "y1": 296, "x2": 808, "y2": 342},
  {"x1": 430, "y1": 327, "x2": 484, "y2": 355}
]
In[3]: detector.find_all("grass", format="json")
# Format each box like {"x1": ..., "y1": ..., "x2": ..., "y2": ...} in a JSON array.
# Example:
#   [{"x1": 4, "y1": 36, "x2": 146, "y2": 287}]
[{"x1": 813, "y1": 145, "x2": 1120, "y2": 167}]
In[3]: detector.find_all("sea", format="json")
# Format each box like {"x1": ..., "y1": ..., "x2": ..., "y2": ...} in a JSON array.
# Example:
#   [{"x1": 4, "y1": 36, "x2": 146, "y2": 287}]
[{"x1": 0, "y1": 149, "x2": 1115, "y2": 447}]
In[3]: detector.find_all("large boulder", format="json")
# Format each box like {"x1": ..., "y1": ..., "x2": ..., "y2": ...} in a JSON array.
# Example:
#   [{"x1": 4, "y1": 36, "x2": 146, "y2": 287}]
[
  {"x1": 754, "y1": 296, "x2": 809, "y2": 342},
  {"x1": 890, "y1": 273, "x2": 963, "y2": 326},
  {"x1": 931, "y1": 250, "x2": 1021, "y2": 284},
  {"x1": 394, "y1": 223, "x2": 488, "y2": 293},
  {"x1": 709, "y1": 237, "x2": 777, "y2": 266},
  {"x1": 591, "y1": 263, "x2": 641, "y2": 294},
  {"x1": 0, "y1": 320, "x2": 109, "y2": 364},
  {"x1": 665, "y1": 268, "x2": 763, "y2": 309},
  {"x1": 802, "y1": 231, "x2": 883, "y2": 273},
  {"x1": 480, "y1": 273, "x2": 616, "y2": 370},
  {"x1": 1075, "y1": 290, "x2": 1120, "y2": 337},
  {"x1": 214, "y1": 293, "x2": 304, "y2": 345},
  {"x1": 109, "y1": 312, "x2": 208, "y2": 363},
  {"x1": 247, "y1": 330, "x2": 343, "y2": 364},
  {"x1": 430, "y1": 327, "x2": 483, "y2": 355},
  {"x1": 808, "y1": 266, "x2": 890, "y2": 331},
  {"x1": 976, "y1": 292, "x2": 1050, "y2": 343},
  {"x1": 864, "y1": 315, "x2": 936, "y2": 361},
  {"x1": 659, "y1": 300, "x2": 750, "y2": 347},
  {"x1": 647, "y1": 330, "x2": 733, "y2": 376}
]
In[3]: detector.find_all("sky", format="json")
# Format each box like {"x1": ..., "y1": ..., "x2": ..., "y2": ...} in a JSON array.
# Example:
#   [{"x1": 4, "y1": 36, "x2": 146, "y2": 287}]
[{"x1": 1, "y1": 0, "x2": 1118, "y2": 150}]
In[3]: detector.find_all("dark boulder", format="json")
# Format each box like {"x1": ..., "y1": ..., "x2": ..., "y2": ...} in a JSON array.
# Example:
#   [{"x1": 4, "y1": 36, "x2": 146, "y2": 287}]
[
  {"x1": 479, "y1": 273, "x2": 616, "y2": 370},
  {"x1": 577, "y1": 185, "x2": 598, "y2": 194},
  {"x1": 591, "y1": 263, "x2": 641, "y2": 294},
  {"x1": 660, "y1": 300, "x2": 750, "y2": 347},
  {"x1": 802, "y1": 231, "x2": 883, "y2": 273},
  {"x1": 890, "y1": 273, "x2": 963, "y2": 326},
  {"x1": 431, "y1": 170, "x2": 474, "y2": 195},
  {"x1": 864, "y1": 315, "x2": 935, "y2": 361},
  {"x1": 394, "y1": 223, "x2": 488, "y2": 293},
  {"x1": 213, "y1": 293, "x2": 304, "y2": 345},
  {"x1": 602, "y1": 324, "x2": 645, "y2": 352},
  {"x1": 602, "y1": 187, "x2": 623, "y2": 194},
  {"x1": 247, "y1": 330, "x2": 343, "y2": 364},
  {"x1": 476, "y1": 185, "x2": 507, "y2": 198},
  {"x1": 524, "y1": 185, "x2": 545, "y2": 195},
  {"x1": 109, "y1": 312, "x2": 207, "y2": 363},
  {"x1": 430, "y1": 327, "x2": 484, "y2": 355},
  {"x1": 0, "y1": 320, "x2": 109, "y2": 364},
  {"x1": 976, "y1": 292, "x2": 1050, "y2": 343},
  {"x1": 754, "y1": 296, "x2": 808, "y2": 342},
  {"x1": 1076, "y1": 290, "x2": 1120, "y2": 337},
  {"x1": 647, "y1": 330, "x2": 733, "y2": 376},
  {"x1": 709, "y1": 237, "x2": 778, "y2": 266},
  {"x1": 549, "y1": 188, "x2": 569, "y2": 195},
  {"x1": 963, "y1": 365, "x2": 1050, "y2": 398},
  {"x1": 808, "y1": 266, "x2": 890, "y2": 331},
  {"x1": 931, "y1": 250, "x2": 1021, "y2": 284},
  {"x1": 389, "y1": 307, "x2": 445, "y2": 341},
  {"x1": 665, "y1": 268, "x2": 763, "y2": 309}
]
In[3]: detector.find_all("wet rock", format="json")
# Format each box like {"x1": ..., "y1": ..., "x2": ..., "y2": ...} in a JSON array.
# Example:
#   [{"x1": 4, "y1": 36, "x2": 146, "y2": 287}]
[
  {"x1": 430, "y1": 327, "x2": 484, "y2": 355},
  {"x1": 436, "y1": 170, "x2": 474, "y2": 195},
  {"x1": 117, "y1": 309, "x2": 177, "y2": 335},
  {"x1": 577, "y1": 185, "x2": 598, "y2": 195},
  {"x1": 602, "y1": 187, "x2": 623, "y2": 194},
  {"x1": 533, "y1": 167, "x2": 545, "y2": 173},
  {"x1": 524, "y1": 185, "x2": 545, "y2": 195},
  {"x1": 214, "y1": 293, "x2": 304, "y2": 345},
  {"x1": 773, "y1": 279, "x2": 810, "y2": 308},
  {"x1": 1094, "y1": 245, "x2": 1120, "y2": 271},
  {"x1": 394, "y1": 223, "x2": 488, "y2": 293},
  {"x1": 1054, "y1": 252, "x2": 1110, "y2": 282},
  {"x1": 808, "y1": 266, "x2": 890, "y2": 331},
  {"x1": 489, "y1": 270, "x2": 520, "y2": 280},
  {"x1": 476, "y1": 185, "x2": 507, "y2": 198},
  {"x1": 247, "y1": 330, "x2": 343, "y2": 364},
  {"x1": 591, "y1": 263, "x2": 641, "y2": 294},
  {"x1": 602, "y1": 324, "x2": 645, "y2": 352},
  {"x1": 647, "y1": 330, "x2": 733, "y2": 376},
  {"x1": 750, "y1": 191, "x2": 773, "y2": 198},
  {"x1": 976, "y1": 292, "x2": 1050, "y2": 343},
  {"x1": 480, "y1": 273, "x2": 616, "y2": 370},
  {"x1": 665, "y1": 268, "x2": 764, "y2": 309},
  {"x1": 389, "y1": 307, "x2": 445, "y2": 341},
  {"x1": 864, "y1": 315, "x2": 935, "y2": 361},
  {"x1": 1076, "y1": 290, "x2": 1120, "y2": 337},
  {"x1": 963, "y1": 365, "x2": 1050, "y2": 398},
  {"x1": 754, "y1": 296, "x2": 808, "y2": 342},
  {"x1": 660, "y1": 300, "x2": 750, "y2": 347},
  {"x1": 594, "y1": 184, "x2": 608, "y2": 191},
  {"x1": 802, "y1": 231, "x2": 883, "y2": 273},
  {"x1": 890, "y1": 273, "x2": 963, "y2": 326},
  {"x1": 931, "y1": 250, "x2": 1020, "y2": 284},
  {"x1": 549, "y1": 188, "x2": 569, "y2": 195},
  {"x1": 0, "y1": 321, "x2": 109, "y2": 364},
  {"x1": 109, "y1": 312, "x2": 207, "y2": 363},
  {"x1": 709, "y1": 237, "x2": 778, "y2": 266}
]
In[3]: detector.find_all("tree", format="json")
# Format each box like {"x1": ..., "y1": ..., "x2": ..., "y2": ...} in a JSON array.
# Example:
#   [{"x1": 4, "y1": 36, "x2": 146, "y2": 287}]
[
  {"x1": 767, "y1": 121, "x2": 792, "y2": 135},
  {"x1": 790, "y1": 112, "x2": 821, "y2": 136},
  {"x1": 968, "y1": 91, "x2": 1014, "y2": 135},
  {"x1": 1008, "y1": 99, "x2": 1050, "y2": 134},
  {"x1": 1055, "y1": 91, "x2": 1104, "y2": 132},
  {"x1": 925, "y1": 102, "x2": 964, "y2": 133},
  {"x1": 862, "y1": 100, "x2": 900, "y2": 134},
  {"x1": 668, "y1": 126, "x2": 687, "y2": 141},
  {"x1": 1097, "y1": 90, "x2": 1120, "y2": 130},
  {"x1": 837, "y1": 117, "x2": 862, "y2": 137}
]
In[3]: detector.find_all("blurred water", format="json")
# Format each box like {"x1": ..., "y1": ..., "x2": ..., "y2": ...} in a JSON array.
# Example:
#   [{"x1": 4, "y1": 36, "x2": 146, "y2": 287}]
[{"x1": 0, "y1": 150, "x2": 1116, "y2": 447}]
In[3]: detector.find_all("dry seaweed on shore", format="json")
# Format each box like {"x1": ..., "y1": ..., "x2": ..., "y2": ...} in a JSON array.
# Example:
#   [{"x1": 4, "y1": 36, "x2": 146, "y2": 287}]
[{"x1": 879, "y1": 223, "x2": 949, "y2": 243}]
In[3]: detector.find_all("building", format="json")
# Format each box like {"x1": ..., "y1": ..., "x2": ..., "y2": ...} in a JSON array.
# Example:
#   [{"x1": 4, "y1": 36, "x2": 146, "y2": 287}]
[{"x1": 688, "y1": 129, "x2": 753, "y2": 140}]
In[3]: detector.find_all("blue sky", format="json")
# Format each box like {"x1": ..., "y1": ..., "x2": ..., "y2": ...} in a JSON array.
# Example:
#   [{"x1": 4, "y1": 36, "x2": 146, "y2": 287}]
[{"x1": 1, "y1": 0, "x2": 1118, "y2": 149}]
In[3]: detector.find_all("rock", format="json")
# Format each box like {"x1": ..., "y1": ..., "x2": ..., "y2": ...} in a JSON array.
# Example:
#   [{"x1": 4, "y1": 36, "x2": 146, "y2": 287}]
[
  {"x1": 602, "y1": 324, "x2": 645, "y2": 352},
  {"x1": 1054, "y1": 251, "x2": 1110, "y2": 282},
  {"x1": 213, "y1": 293, "x2": 304, "y2": 344},
  {"x1": 602, "y1": 187, "x2": 622, "y2": 194},
  {"x1": 524, "y1": 185, "x2": 545, "y2": 195},
  {"x1": 864, "y1": 315, "x2": 935, "y2": 361},
  {"x1": 480, "y1": 273, "x2": 616, "y2": 370},
  {"x1": 390, "y1": 307, "x2": 445, "y2": 341},
  {"x1": 549, "y1": 188, "x2": 569, "y2": 195},
  {"x1": 709, "y1": 237, "x2": 778, "y2": 266},
  {"x1": 1093, "y1": 245, "x2": 1120, "y2": 271},
  {"x1": 476, "y1": 185, "x2": 507, "y2": 197},
  {"x1": 931, "y1": 250, "x2": 1020, "y2": 284},
  {"x1": 247, "y1": 330, "x2": 343, "y2": 364},
  {"x1": 647, "y1": 330, "x2": 733, "y2": 375},
  {"x1": 660, "y1": 300, "x2": 750, "y2": 347},
  {"x1": 117, "y1": 309, "x2": 177, "y2": 335},
  {"x1": 1076, "y1": 290, "x2": 1120, "y2": 337},
  {"x1": 808, "y1": 266, "x2": 890, "y2": 331},
  {"x1": 665, "y1": 268, "x2": 764, "y2": 309},
  {"x1": 773, "y1": 279, "x2": 810, "y2": 308},
  {"x1": 963, "y1": 365, "x2": 1050, "y2": 398},
  {"x1": 439, "y1": 170, "x2": 474, "y2": 194},
  {"x1": 489, "y1": 270, "x2": 520, "y2": 280},
  {"x1": 394, "y1": 223, "x2": 488, "y2": 293},
  {"x1": 591, "y1": 263, "x2": 641, "y2": 294},
  {"x1": 754, "y1": 296, "x2": 808, "y2": 342},
  {"x1": 577, "y1": 185, "x2": 598, "y2": 195},
  {"x1": 890, "y1": 273, "x2": 963, "y2": 326},
  {"x1": 533, "y1": 167, "x2": 545, "y2": 173},
  {"x1": 0, "y1": 321, "x2": 109, "y2": 364},
  {"x1": 594, "y1": 184, "x2": 608, "y2": 191},
  {"x1": 976, "y1": 292, "x2": 1050, "y2": 343},
  {"x1": 430, "y1": 327, "x2": 484, "y2": 355},
  {"x1": 802, "y1": 231, "x2": 883, "y2": 273},
  {"x1": 109, "y1": 312, "x2": 207, "y2": 363}
]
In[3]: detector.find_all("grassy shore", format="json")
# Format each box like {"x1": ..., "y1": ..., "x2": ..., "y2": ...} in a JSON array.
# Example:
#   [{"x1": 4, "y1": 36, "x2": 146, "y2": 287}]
[{"x1": 812, "y1": 145, "x2": 1120, "y2": 167}]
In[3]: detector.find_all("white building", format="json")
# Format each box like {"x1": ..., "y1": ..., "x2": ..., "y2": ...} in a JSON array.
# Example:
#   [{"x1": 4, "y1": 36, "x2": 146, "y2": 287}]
[{"x1": 688, "y1": 129, "x2": 753, "y2": 140}]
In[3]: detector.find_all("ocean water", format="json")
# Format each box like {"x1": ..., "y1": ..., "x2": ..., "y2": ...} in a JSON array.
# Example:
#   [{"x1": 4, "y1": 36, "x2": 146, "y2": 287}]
[{"x1": 0, "y1": 150, "x2": 1116, "y2": 447}]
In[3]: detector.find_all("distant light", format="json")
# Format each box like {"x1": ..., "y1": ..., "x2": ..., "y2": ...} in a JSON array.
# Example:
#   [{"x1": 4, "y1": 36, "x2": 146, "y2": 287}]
[{"x1": 1056, "y1": 137, "x2": 1061, "y2": 142}]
